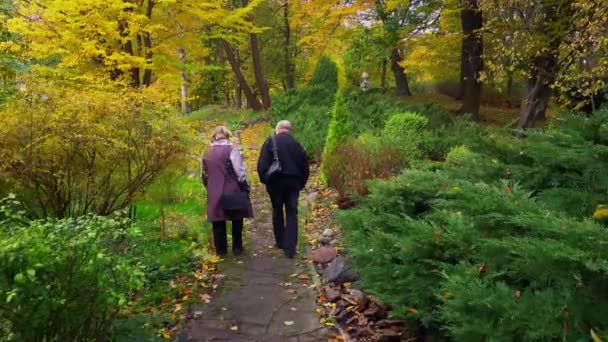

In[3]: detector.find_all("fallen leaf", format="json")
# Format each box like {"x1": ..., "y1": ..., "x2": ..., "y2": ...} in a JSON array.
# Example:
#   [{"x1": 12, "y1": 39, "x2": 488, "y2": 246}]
[
  {"x1": 200, "y1": 293, "x2": 212, "y2": 303},
  {"x1": 161, "y1": 329, "x2": 171, "y2": 339},
  {"x1": 591, "y1": 329, "x2": 604, "y2": 342},
  {"x1": 297, "y1": 273, "x2": 311, "y2": 280},
  {"x1": 284, "y1": 321, "x2": 294, "y2": 326},
  {"x1": 230, "y1": 326, "x2": 238, "y2": 331},
  {"x1": 479, "y1": 264, "x2": 488, "y2": 275}
]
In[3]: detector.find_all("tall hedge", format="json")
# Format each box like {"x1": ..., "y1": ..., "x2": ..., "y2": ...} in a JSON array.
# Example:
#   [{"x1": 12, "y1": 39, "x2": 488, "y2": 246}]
[{"x1": 271, "y1": 56, "x2": 339, "y2": 160}]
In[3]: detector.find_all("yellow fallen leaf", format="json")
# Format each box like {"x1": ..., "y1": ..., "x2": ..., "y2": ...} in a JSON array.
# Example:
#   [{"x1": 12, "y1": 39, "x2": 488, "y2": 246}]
[
  {"x1": 160, "y1": 329, "x2": 171, "y2": 339},
  {"x1": 591, "y1": 329, "x2": 604, "y2": 342},
  {"x1": 284, "y1": 321, "x2": 294, "y2": 326}
]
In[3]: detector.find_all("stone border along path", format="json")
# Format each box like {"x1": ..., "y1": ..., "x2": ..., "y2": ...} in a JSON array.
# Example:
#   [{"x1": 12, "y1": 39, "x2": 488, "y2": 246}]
[{"x1": 178, "y1": 123, "x2": 336, "y2": 342}]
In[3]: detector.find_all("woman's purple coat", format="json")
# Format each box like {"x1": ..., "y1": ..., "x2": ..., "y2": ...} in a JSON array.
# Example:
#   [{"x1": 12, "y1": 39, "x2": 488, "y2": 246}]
[{"x1": 202, "y1": 144, "x2": 253, "y2": 222}]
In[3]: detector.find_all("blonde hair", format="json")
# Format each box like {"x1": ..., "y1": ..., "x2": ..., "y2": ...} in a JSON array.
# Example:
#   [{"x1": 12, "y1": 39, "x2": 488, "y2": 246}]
[
  {"x1": 211, "y1": 125, "x2": 232, "y2": 142},
  {"x1": 275, "y1": 120, "x2": 292, "y2": 134}
]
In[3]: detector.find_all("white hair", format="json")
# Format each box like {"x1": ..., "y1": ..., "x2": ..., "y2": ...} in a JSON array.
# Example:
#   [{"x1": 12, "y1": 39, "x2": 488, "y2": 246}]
[{"x1": 275, "y1": 120, "x2": 292, "y2": 134}]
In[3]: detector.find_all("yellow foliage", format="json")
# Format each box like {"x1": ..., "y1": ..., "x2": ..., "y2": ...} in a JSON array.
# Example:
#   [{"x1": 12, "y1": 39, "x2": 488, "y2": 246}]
[
  {"x1": 7, "y1": 0, "x2": 261, "y2": 100},
  {"x1": 0, "y1": 77, "x2": 193, "y2": 217},
  {"x1": 593, "y1": 207, "x2": 608, "y2": 221},
  {"x1": 291, "y1": 0, "x2": 375, "y2": 77}
]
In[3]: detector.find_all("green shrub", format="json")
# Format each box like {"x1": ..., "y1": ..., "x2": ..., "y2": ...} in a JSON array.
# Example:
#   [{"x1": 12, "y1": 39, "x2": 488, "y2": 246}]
[
  {"x1": 424, "y1": 112, "x2": 608, "y2": 218},
  {"x1": 0, "y1": 196, "x2": 144, "y2": 341},
  {"x1": 310, "y1": 56, "x2": 339, "y2": 94},
  {"x1": 382, "y1": 112, "x2": 432, "y2": 161},
  {"x1": 271, "y1": 57, "x2": 339, "y2": 159},
  {"x1": 340, "y1": 169, "x2": 608, "y2": 340},
  {"x1": 322, "y1": 89, "x2": 452, "y2": 177},
  {"x1": 324, "y1": 137, "x2": 404, "y2": 203},
  {"x1": 324, "y1": 112, "x2": 431, "y2": 201}
]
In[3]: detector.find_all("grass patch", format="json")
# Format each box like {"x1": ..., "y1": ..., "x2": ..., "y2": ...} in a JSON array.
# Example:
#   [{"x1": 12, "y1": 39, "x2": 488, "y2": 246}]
[
  {"x1": 188, "y1": 105, "x2": 268, "y2": 131},
  {"x1": 115, "y1": 173, "x2": 213, "y2": 339}
]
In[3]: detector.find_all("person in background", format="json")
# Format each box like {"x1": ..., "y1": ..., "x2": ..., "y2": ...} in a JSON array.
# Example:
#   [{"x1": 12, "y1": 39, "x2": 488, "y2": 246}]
[
  {"x1": 202, "y1": 125, "x2": 252, "y2": 256},
  {"x1": 257, "y1": 120, "x2": 309, "y2": 258}
]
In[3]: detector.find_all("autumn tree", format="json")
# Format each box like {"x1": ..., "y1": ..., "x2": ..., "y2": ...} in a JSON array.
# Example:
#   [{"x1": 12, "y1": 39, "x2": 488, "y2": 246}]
[
  {"x1": 344, "y1": 26, "x2": 392, "y2": 88},
  {"x1": 374, "y1": 0, "x2": 443, "y2": 96},
  {"x1": 480, "y1": 0, "x2": 608, "y2": 128},
  {"x1": 7, "y1": 0, "x2": 260, "y2": 96},
  {"x1": 0, "y1": 1, "x2": 20, "y2": 103}
]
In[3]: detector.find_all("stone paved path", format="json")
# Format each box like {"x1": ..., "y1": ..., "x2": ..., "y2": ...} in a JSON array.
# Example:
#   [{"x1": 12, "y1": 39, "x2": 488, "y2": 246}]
[{"x1": 178, "y1": 129, "x2": 332, "y2": 341}]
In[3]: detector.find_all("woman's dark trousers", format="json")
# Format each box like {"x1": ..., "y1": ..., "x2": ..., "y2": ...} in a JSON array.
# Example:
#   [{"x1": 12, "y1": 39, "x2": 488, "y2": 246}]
[{"x1": 212, "y1": 219, "x2": 243, "y2": 256}]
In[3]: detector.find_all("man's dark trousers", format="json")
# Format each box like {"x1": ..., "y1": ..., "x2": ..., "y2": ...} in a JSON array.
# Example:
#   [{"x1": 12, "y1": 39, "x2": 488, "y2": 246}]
[{"x1": 267, "y1": 177, "x2": 301, "y2": 257}]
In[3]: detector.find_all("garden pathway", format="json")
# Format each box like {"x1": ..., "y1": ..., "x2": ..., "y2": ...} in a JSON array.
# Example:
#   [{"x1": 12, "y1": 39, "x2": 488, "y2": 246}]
[{"x1": 178, "y1": 124, "x2": 333, "y2": 341}]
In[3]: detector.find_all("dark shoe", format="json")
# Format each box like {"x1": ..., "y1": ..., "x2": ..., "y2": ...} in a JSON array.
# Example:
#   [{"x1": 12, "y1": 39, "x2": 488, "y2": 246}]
[
  {"x1": 216, "y1": 251, "x2": 228, "y2": 257},
  {"x1": 233, "y1": 248, "x2": 244, "y2": 256},
  {"x1": 275, "y1": 243, "x2": 284, "y2": 250},
  {"x1": 284, "y1": 250, "x2": 296, "y2": 259}
]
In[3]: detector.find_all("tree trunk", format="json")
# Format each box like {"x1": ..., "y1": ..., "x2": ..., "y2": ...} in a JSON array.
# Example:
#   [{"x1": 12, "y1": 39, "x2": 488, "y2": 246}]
[
  {"x1": 517, "y1": 3, "x2": 563, "y2": 129},
  {"x1": 142, "y1": 0, "x2": 154, "y2": 87},
  {"x1": 235, "y1": 81, "x2": 242, "y2": 109},
  {"x1": 283, "y1": 0, "x2": 295, "y2": 90},
  {"x1": 250, "y1": 34, "x2": 271, "y2": 108},
  {"x1": 381, "y1": 58, "x2": 387, "y2": 89},
  {"x1": 222, "y1": 40, "x2": 263, "y2": 111},
  {"x1": 458, "y1": 0, "x2": 483, "y2": 120},
  {"x1": 456, "y1": 50, "x2": 465, "y2": 100},
  {"x1": 390, "y1": 48, "x2": 411, "y2": 96},
  {"x1": 177, "y1": 47, "x2": 190, "y2": 113},
  {"x1": 506, "y1": 72, "x2": 514, "y2": 107},
  {"x1": 117, "y1": 19, "x2": 140, "y2": 87},
  {"x1": 125, "y1": 40, "x2": 141, "y2": 87},
  {"x1": 234, "y1": 48, "x2": 243, "y2": 109},
  {"x1": 518, "y1": 54, "x2": 558, "y2": 128}
]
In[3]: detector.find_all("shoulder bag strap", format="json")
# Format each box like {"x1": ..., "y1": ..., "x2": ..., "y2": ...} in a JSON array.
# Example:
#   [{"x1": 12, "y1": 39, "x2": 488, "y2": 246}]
[
  {"x1": 225, "y1": 146, "x2": 239, "y2": 180},
  {"x1": 270, "y1": 134, "x2": 279, "y2": 161}
]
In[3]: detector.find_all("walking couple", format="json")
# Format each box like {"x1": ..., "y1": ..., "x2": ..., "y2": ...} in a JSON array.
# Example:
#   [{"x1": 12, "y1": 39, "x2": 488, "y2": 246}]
[{"x1": 201, "y1": 120, "x2": 309, "y2": 259}]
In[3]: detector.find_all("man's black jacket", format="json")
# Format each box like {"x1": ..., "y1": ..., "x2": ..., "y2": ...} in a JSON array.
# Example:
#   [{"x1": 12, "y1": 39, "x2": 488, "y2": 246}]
[{"x1": 257, "y1": 133, "x2": 309, "y2": 189}]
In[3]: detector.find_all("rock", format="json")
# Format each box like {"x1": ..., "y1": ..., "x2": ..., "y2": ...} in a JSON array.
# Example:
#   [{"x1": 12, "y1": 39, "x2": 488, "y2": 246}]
[
  {"x1": 310, "y1": 246, "x2": 337, "y2": 264},
  {"x1": 318, "y1": 236, "x2": 332, "y2": 245},
  {"x1": 306, "y1": 192, "x2": 319, "y2": 208},
  {"x1": 336, "y1": 308, "x2": 355, "y2": 324},
  {"x1": 324, "y1": 285, "x2": 341, "y2": 302},
  {"x1": 322, "y1": 258, "x2": 359, "y2": 285},
  {"x1": 314, "y1": 263, "x2": 324, "y2": 275},
  {"x1": 327, "y1": 192, "x2": 339, "y2": 202},
  {"x1": 363, "y1": 295, "x2": 388, "y2": 320},
  {"x1": 322, "y1": 228, "x2": 334, "y2": 237},
  {"x1": 377, "y1": 329, "x2": 401, "y2": 342},
  {"x1": 349, "y1": 289, "x2": 368, "y2": 311}
]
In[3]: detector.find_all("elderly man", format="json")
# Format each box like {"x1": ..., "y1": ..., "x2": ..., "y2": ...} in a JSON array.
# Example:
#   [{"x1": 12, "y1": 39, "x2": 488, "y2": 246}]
[{"x1": 257, "y1": 120, "x2": 309, "y2": 258}]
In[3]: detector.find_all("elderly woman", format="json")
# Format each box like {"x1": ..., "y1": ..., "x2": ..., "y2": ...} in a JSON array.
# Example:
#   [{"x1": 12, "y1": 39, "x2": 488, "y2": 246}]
[{"x1": 201, "y1": 126, "x2": 252, "y2": 256}]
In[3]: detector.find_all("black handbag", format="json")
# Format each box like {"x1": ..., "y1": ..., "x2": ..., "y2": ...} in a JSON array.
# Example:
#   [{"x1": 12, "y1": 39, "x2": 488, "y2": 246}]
[
  {"x1": 220, "y1": 191, "x2": 250, "y2": 211},
  {"x1": 220, "y1": 148, "x2": 251, "y2": 212},
  {"x1": 263, "y1": 134, "x2": 282, "y2": 182}
]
